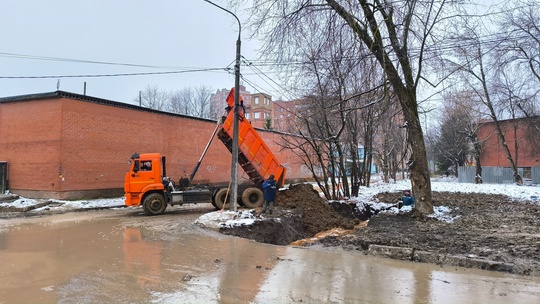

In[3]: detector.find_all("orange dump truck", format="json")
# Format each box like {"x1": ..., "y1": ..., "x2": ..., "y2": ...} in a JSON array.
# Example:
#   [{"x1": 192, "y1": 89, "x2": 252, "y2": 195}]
[{"x1": 124, "y1": 88, "x2": 286, "y2": 215}]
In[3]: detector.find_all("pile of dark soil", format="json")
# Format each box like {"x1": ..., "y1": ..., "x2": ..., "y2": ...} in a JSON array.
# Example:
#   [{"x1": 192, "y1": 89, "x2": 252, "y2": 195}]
[
  {"x1": 275, "y1": 183, "x2": 360, "y2": 233},
  {"x1": 219, "y1": 183, "x2": 360, "y2": 245},
  {"x1": 220, "y1": 183, "x2": 540, "y2": 275}
]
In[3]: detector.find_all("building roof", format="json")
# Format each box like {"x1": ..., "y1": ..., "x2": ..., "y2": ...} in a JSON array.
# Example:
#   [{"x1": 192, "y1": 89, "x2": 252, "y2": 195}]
[{"x1": 0, "y1": 90, "x2": 214, "y2": 123}]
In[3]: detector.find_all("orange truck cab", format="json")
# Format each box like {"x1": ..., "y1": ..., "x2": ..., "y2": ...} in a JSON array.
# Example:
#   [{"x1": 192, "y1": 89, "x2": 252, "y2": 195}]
[
  {"x1": 124, "y1": 153, "x2": 165, "y2": 207},
  {"x1": 123, "y1": 88, "x2": 286, "y2": 215}
]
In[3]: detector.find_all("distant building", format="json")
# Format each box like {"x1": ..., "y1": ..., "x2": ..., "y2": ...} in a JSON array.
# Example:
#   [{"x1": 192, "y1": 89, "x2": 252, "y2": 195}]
[
  {"x1": 208, "y1": 85, "x2": 252, "y2": 119},
  {"x1": 273, "y1": 99, "x2": 302, "y2": 133},
  {"x1": 477, "y1": 117, "x2": 540, "y2": 167},
  {"x1": 246, "y1": 92, "x2": 272, "y2": 129}
]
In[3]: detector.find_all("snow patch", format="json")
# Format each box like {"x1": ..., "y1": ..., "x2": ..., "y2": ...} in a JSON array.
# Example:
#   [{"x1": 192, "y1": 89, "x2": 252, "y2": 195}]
[
  {"x1": 428, "y1": 206, "x2": 461, "y2": 223},
  {"x1": 195, "y1": 210, "x2": 257, "y2": 229}
]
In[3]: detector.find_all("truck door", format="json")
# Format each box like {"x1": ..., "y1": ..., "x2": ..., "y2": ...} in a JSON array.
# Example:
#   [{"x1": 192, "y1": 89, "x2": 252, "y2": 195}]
[{"x1": 128, "y1": 159, "x2": 157, "y2": 194}]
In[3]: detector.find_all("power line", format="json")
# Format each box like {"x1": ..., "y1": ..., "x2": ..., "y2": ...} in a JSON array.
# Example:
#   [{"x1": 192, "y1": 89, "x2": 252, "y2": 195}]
[
  {"x1": 0, "y1": 29, "x2": 534, "y2": 79},
  {"x1": 0, "y1": 67, "x2": 229, "y2": 79},
  {"x1": 0, "y1": 52, "x2": 215, "y2": 71}
]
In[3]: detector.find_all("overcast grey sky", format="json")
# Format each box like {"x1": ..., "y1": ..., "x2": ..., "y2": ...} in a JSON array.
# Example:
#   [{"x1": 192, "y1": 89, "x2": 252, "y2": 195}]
[{"x1": 0, "y1": 0, "x2": 272, "y2": 104}]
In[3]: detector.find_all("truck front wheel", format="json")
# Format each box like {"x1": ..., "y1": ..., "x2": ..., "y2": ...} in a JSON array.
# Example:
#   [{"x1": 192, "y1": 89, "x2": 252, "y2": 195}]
[
  {"x1": 143, "y1": 193, "x2": 167, "y2": 215},
  {"x1": 214, "y1": 188, "x2": 231, "y2": 210},
  {"x1": 242, "y1": 187, "x2": 264, "y2": 208}
]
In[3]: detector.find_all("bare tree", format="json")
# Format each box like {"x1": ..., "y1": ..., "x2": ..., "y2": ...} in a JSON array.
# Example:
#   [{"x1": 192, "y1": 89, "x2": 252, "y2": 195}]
[
  {"x1": 495, "y1": 0, "x2": 540, "y2": 160},
  {"x1": 191, "y1": 85, "x2": 213, "y2": 118},
  {"x1": 137, "y1": 84, "x2": 168, "y2": 111},
  {"x1": 231, "y1": 0, "x2": 457, "y2": 214},
  {"x1": 432, "y1": 100, "x2": 473, "y2": 176},
  {"x1": 169, "y1": 88, "x2": 192, "y2": 115},
  {"x1": 445, "y1": 16, "x2": 523, "y2": 184},
  {"x1": 448, "y1": 90, "x2": 486, "y2": 183},
  {"x1": 497, "y1": 0, "x2": 540, "y2": 83},
  {"x1": 374, "y1": 96, "x2": 406, "y2": 183},
  {"x1": 136, "y1": 85, "x2": 214, "y2": 119}
]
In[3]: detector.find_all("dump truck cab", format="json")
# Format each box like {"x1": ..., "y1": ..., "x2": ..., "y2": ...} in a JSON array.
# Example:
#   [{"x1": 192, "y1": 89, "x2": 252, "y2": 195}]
[
  {"x1": 125, "y1": 152, "x2": 215, "y2": 215},
  {"x1": 124, "y1": 153, "x2": 166, "y2": 208}
]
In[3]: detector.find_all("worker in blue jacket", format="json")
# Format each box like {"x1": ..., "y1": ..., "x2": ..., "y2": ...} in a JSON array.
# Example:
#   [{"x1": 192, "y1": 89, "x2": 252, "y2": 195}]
[
  {"x1": 262, "y1": 174, "x2": 277, "y2": 214},
  {"x1": 399, "y1": 190, "x2": 415, "y2": 209}
]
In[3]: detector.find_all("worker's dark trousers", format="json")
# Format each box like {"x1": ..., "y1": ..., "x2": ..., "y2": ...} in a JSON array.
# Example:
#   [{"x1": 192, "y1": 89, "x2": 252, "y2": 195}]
[{"x1": 262, "y1": 200, "x2": 274, "y2": 213}]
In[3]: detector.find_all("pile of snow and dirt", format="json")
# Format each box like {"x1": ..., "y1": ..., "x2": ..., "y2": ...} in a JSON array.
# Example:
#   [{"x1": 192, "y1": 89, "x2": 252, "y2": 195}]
[
  {"x1": 196, "y1": 183, "x2": 360, "y2": 245},
  {"x1": 0, "y1": 194, "x2": 125, "y2": 216}
]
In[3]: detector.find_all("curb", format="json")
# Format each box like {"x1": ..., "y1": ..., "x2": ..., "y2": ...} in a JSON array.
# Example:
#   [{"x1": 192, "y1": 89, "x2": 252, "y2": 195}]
[{"x1": 368, "y1": 244, "x2": 516, "y2": 273}]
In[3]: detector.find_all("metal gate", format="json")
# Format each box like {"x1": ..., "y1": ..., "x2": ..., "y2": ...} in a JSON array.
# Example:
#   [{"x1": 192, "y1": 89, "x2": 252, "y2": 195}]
[{"x1": 0, "y1": 162, "x2": 7, "y2": 193}]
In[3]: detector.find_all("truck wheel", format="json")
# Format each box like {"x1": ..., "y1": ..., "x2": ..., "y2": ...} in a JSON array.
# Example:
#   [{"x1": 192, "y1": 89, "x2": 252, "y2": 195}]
[
  {"x1": 242, "y1": 187, "x2": 264, "y2": 208},
  {"x1": 143, "y1": 193, "x2": 167, "y2": 215},
  {"x1": 214, "y1": 188, "x2": 231, "y2": 210},
  {"x1": 211, "y1": 188, "x2": 220, "y2": 209}
]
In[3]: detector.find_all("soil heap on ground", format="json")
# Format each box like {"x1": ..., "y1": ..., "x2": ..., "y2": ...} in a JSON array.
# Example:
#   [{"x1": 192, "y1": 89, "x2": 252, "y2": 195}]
[{"x1": 219, "y1": 183, "x2": 360, "y2": 245}]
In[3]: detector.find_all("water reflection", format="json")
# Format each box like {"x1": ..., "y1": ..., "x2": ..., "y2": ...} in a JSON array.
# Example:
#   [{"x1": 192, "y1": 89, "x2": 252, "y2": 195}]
[
  {"x1": 122, "y1": 228, "x2": 163, "y2": 287},
  {"x1": 0, "y1": 214, "x2": 539, "y2": 303}
]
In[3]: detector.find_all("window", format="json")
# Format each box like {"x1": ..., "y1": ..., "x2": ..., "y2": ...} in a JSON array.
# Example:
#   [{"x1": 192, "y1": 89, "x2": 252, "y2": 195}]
[
  {"x1": 254, "y1": 97, "x2": 259, "y2": 105},
  {"x1": 140, "y1": 161, "x2": 152, "y2": 171},
  {"x1": 254, "y1": 112, "x2": 260, "y2": 119},
  {"x1": 245, "y1": 113, "x2": 250, "y2": 119}
]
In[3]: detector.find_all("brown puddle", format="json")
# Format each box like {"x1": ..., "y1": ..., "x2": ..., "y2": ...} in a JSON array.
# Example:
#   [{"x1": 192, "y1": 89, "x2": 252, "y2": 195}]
[{"x1": 0, "y1": 211, "x2": 539, "y2": 303}]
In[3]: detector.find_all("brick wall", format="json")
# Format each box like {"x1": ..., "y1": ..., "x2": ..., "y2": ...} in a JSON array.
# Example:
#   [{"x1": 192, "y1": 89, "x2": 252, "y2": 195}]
[
  {"x1": 0, "y1": 94, "x2": 309, "y2": 199},
  {"x1": 477, "y1": 119, "x2": 540, "y2": 167},
  {"x1": 0, "y1": 99, "x2": 63, "y2": 194}
]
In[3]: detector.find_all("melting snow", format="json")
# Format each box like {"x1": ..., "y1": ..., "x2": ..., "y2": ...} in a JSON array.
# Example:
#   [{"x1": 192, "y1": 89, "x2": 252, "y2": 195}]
[{"x1": 1, "y1": 176, "x2": 538, "y2": 225}]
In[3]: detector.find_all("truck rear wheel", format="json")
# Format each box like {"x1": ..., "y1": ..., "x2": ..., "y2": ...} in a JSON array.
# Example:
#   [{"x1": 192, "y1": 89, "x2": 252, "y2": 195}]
[
  {"x1": 143, "y1": 193, "x2": 167, "y2": 215},
  {"x1": 242, "y1": 187, "x2": 264, "y2": 208},
  {"x1": 214, "y1": 188, "x2": 231, "y2": 210}
]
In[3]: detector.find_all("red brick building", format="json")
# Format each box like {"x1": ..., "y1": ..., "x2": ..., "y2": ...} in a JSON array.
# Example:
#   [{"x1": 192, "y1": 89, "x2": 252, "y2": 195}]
[
  {"x1": 0, "y1": 91, "x2": 308, "y2": 199},
  {"x1": 477, "y1": 117, "x2": 540, "y2": 167}
]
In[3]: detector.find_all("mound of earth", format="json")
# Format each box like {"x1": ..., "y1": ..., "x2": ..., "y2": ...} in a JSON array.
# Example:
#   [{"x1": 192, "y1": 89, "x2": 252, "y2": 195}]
[
  {"x1": 220, "y1": 184, "x2": 540, "y2": 275},
  {"x1": 219, "y1": 183, "x2": 360, "y2": 245}
]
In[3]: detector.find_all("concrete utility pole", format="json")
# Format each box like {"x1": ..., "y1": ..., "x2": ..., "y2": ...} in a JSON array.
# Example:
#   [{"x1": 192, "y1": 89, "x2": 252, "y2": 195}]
[{"x1": 203, "y1": 0, "x2": 241, "y2": 212}]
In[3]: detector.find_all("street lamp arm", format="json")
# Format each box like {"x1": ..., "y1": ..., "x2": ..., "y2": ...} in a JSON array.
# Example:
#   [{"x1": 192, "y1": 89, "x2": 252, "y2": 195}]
[{"x1": 202, "y1": 0, "x2": 241, "y2": 38}]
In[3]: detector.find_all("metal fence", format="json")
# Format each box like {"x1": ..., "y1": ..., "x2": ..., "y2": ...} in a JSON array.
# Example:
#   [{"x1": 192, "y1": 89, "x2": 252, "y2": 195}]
[
  {"x1": 533, "y1": 167, "x2": 540, "y2": 184},
  {"x1": 458, "y1": 166, "x2": 536, "y2": 184}
]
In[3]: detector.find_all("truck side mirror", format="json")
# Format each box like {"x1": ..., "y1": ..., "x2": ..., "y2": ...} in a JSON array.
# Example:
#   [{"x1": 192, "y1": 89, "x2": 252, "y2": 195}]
[{"x1": 133, "y1": 160, "x2": 140, "y2": 173}]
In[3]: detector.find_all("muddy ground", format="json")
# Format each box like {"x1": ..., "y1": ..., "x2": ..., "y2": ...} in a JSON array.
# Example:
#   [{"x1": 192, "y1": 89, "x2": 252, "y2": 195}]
[{"x1": 220, "y1": 183, "x2": 540, "y2": 276}]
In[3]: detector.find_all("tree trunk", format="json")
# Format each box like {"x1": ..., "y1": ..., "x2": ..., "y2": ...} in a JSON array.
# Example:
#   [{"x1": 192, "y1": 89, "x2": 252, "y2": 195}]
[
  {"x1": 401, "y1": 93, "x2": 433, "y2": 214},
  {"x1": 474, "y1": 142, "x2": 483, "y2": 184}
]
